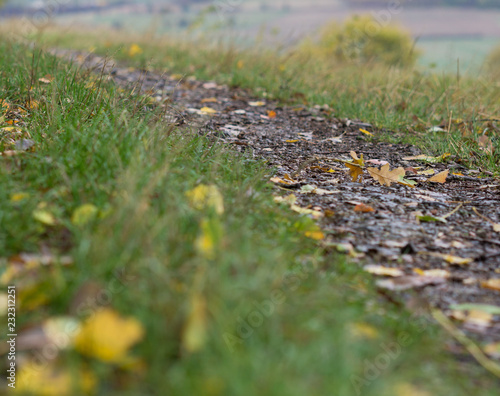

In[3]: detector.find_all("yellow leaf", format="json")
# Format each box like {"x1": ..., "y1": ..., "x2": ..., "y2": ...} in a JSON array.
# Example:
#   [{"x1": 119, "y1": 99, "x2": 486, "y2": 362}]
[
  {"x1": 290, "y1": 204, "x2": 323, "y2": 219},
  {"x1": 304, "y1": 230, "x2": 325, "y2": 240},
  {"x1": 71, "y1": 204, "x2": 98, "y2": 226},
  {"x1": 393, "y1": 382, "x2": 430, "y2": 396},
  {"x1": 201, "y1": 97, "x2": 218, "y2": 103},
  {"x1": 182, "y1": 293, "x2": 208, "y2": 353},
  {"x1": 428, "y1": 169, "x2": 449, "y2": 183},
  {"x1": 367, "y1": 164, "x2": 416, "y2": 188},
  {"x1": 32, "y1": 209, "x2": 56, "y2": 226},
  {"x1": 128, "y1": 43, "x2": 143, "y2": 57},
  {"x1": 417, "y1": 169, "x2": 435, "y2": 175},
  {"x1": 359, "y1": 128, "x2": 373, "y2": 136},
  {"x1": 285, "y1": 139, "x2": 299, "y2": 143},
  {"x1": 200, "y1": 106, "x2": 217, "y2": 115},
  {"x1": 236, "y1": 60, "x2": 244, "y2": 69},
  {"x1": 481, "y1": 279, "x2": 500, "y2": 292},
  {"x1": 10, "y1": 192, "x2": 30, "y2": 203},
  {"x1": 75, "y1": 308, "x2": 144, "y2": 363},
  {"x1": 345, "y1": 163, "x2": 363, "y2": 182},
  {"x1": 16, "y1": 364, "x2": 95, "y2": 396},
  {"x1": 248, "y1": 101, "x2": 265, "y2": 107},
  {"x1": 443, "y1": 254, "x2": 473, "y2": 265},
  {"x1": 350, "y1": 322, "x2": 379, "y2": 339},
  {"x1": 195, "y1": 218, "x2": 217, "y2": 259},
  {"x1": 186, "y1": 184, "x2": 224, "y2": 215}
]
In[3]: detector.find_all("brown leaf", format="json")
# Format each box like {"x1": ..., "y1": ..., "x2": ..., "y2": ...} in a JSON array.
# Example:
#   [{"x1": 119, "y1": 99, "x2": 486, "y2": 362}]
[
  {"x1": 367, "y1": 164, "x2": 416, "y2": 188},
  {"x1": 346, "y1": 163, "x2": 364, "y2": 182},
  {"x1": 354, "y1": 203, "x2": 375, "y2": 213},
  {"x1": 428, "y1": 169, "x2": 449, "y2": 183},
  {"x1": 481, "y1": 279, "x2": 500, "y2": 292}
]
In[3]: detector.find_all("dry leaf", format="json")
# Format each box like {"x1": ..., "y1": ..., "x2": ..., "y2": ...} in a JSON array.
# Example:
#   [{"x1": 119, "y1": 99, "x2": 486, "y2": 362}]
[
  {"x1": 74, "y1": 308, "x2": 144, "y2": 363},
  {"x1": 201, "y1": 97, "x2": 218, "y2": 103},
  {"x1": 268, "y1": 110, "x2": 277, "y2": 118},
  {"x1": 428, "y1": 169, "x2": 449, "y2": 183},
  {"x1": 200, "y1": 107, "x2": 217, "y2": 115},
  {"x1": 300, "y1": 185, "x2": 336, "y2": 195},
  {"x1": 363, "y1": 265, "x2": 404, "y2": 277},
  {"x1": 248, "y1": 101, "x2": 265, "y2": 107},
  {"x1": 346, "y1": 163, "x2": 364, "y2": 182},
  {"x1": 359, "y1": 128, "x2": 373, "y2": 136},
  {"x1": 367, "y1": 164, "x2": 416, "y2": 188},
  {"x1": 481, "y1": 279, "x2": 500, "y2": 292},
  {"x1": 354, "y1": 203, "x2": 375, "y2": 213},
  {"x1": 413, "y1": 268, "x2": 450, "y2": 278}
]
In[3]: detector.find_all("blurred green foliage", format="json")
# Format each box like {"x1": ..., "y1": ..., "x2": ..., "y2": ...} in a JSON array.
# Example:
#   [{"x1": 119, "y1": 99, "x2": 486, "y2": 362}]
[{"x1": 299, "y1": 15, "x2": 419, "y2": 67}]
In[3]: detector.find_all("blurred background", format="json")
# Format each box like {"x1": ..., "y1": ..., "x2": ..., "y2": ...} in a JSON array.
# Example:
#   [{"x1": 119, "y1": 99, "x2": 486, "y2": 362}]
[{"x1": 1, "y1": 0, "x2": 500, "y2": 71}]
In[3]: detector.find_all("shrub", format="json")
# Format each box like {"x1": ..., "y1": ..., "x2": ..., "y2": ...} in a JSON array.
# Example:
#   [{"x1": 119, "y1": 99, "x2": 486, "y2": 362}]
[{"x1": 299, "y1": 15, "x2": 419, "y2": 67}]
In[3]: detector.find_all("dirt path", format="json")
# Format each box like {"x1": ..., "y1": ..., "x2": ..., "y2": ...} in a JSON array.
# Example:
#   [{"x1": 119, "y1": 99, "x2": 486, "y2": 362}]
[{"x1": 55, "y1": 49, "x2": 500, "y2": 363}]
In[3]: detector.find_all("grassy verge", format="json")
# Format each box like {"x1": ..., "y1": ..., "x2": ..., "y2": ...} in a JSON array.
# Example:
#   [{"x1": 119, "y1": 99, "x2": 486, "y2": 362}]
[
  {"x1": 0, "y1": 39, "x2": 498, "y2": 395},
  {"x1": 23, "y1": 24, "x2": 500, "y2": 175}
]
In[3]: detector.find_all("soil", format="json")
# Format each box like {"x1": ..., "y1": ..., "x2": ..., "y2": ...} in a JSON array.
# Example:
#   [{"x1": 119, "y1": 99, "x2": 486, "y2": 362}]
[{"x1": 54, "y1": 49, "x2": 500, "y2": 363}]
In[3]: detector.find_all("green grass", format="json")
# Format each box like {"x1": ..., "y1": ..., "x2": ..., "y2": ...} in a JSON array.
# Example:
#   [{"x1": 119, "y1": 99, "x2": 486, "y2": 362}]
[{"x1": 0, "y1": 37, "x2": 499, "y2": 395}]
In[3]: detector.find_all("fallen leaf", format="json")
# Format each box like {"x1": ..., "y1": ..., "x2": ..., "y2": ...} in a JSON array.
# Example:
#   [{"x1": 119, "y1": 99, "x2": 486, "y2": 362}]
[
  {"x1": 71, "y1": 204, "x2": 98, "y2": 226},
  {"x1": 200, "y1": 107, "x2": 217, "y2": 115},
  {"x1": 300, "y1": 185, "x2": 336, "y2": 195},
  {"x1": 248, "y1": 101, "x2": 265, "y2": 107},
  {"x1": 484, "y1": 343, "x2": 500, "y2": 359},
  {"x1": 481, "y1": 279, "x2": 500, "y2": 292},
  {"x1": 201, "y1": 97, "x2": 218, "y2": 103},
  {"x1": 16, "y1": 364, "x2": 95, "y2": 395},
  {"x1": 186, "y1": 185, "x2": 224, "y2": 215},
  {"x1": 413, "y1": 269, "x2": 450, "y2": 278},
  {"x1": 365, "y1": 159, "x2": 388, "y2": 166},
  {"x1": 451, "y1": 309, "x2": 492, "y2": 327},
  {"x1": 354, "y1": 203, "x2": 375, "y2": 213},
  {"x1": 428, "y1": 169, "x2": 449, "y2": 183},
  {"x1": 290, "y1": 205, "x2": 323, "y2": 219},
  {"x1": 74, "y1": 308, "x2": 144, "y2": 363},
  {"x1": 182, "y1": 293, "x2": 208, "y2": 353},
  {"x1": 418, "y1": 169, "x2": 435, "y2": 175},
  {"x1": 268, "y1": 110, "x2": 277, "y2": 118},
  {"x1": 416, "y1": 214, "x2": 447, "y2": 223},
  {"x1": 430, "y1": 253, "x2": 473, "y2": 265},
  {"x1": 367, "y1": 164, "x2": 416, "y2": 188},
  {"x1": 359, "y1": 128, "x2": 373, "y2": 136},
  {"x1": 10, "y1": 192, "x2": 30, "y2": 203},
  {"x1": 128, "y1": 43, "x2": 143, "y2": 57},
  {"x1": 364, "y1": 265, "x2": 404, "y2": 277},
  {"x1": 274, "y1": 194, "x2": 297, "y2": 205},
  {"x1": 285, "y1": 139, "x2": 299, "y2": 143},
  {"x1": 346, "y1": 163, "x2": 364, "y2": 182},
  {"x1": 32, "y1": 209, "x2": 56, "y2": 226}
]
